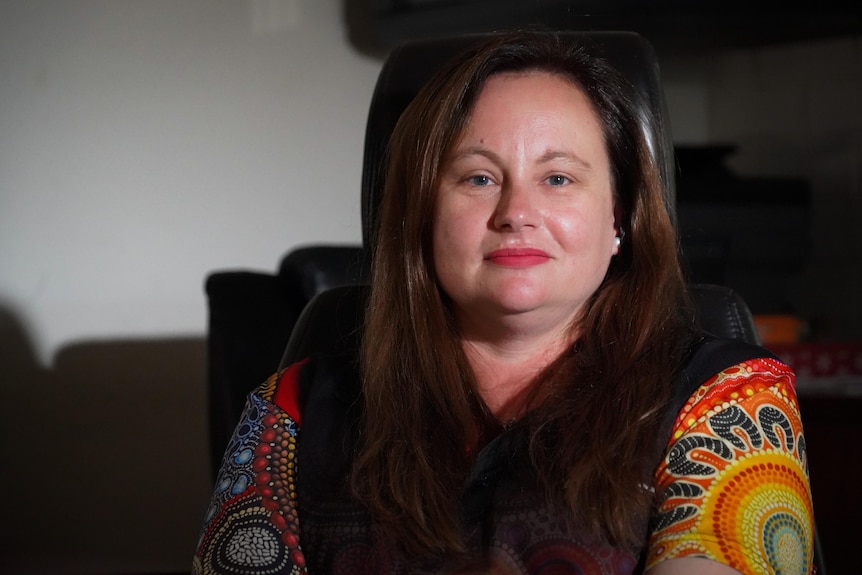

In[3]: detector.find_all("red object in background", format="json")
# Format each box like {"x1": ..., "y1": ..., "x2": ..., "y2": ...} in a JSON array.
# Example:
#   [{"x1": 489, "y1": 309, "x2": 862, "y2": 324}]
[
  {"x1": 754, "y1": 314, "x2": 862, "y2": 392},
  {"x1": 768, "y1": 342, "x2": 862, "y2": 379},
  {"x1": 774, "y1": 341, "x2": 862, "y2": 572}
]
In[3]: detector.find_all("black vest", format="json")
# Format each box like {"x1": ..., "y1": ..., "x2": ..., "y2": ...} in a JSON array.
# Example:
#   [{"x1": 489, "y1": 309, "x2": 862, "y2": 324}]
[{"x1": 294, "y1": 335, "x2": 773, "y2": 574}]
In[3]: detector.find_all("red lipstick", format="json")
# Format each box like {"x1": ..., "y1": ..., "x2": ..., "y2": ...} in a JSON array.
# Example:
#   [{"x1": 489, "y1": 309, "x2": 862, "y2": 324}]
[{"x1": 485, "y1": 248, "x2": 550, "y2": 267}]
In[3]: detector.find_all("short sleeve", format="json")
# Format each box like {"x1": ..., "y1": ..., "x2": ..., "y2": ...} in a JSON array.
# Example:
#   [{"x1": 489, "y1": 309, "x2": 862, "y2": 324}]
[
  {"x1": 192, "y1": 363, "x2": 309, "y2": 575},
  {"x1": 645, "y1": 357, "x2": 815, "y2": 575}
]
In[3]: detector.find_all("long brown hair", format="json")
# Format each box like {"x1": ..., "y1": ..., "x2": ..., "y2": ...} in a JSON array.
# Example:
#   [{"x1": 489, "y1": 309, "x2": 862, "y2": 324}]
[{"x1": 351, "y1": 30, "x2": 696, "y2": 557}]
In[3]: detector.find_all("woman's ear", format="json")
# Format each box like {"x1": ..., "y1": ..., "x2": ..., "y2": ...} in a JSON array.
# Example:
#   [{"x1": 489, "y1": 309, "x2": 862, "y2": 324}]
[{"x1": 612, "y1": 205, "x2": 624, "y2": 255}]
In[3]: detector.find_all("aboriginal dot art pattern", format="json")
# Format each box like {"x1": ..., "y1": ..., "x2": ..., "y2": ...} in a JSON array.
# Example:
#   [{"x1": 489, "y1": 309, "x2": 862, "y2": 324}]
[{"x1": 647, "y1": 357, "x2": 813, "y2": 575}]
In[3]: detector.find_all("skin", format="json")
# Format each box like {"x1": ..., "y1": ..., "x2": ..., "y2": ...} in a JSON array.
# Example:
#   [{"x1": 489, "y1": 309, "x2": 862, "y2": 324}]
[
  {"x1": 432, "y1": 71, "x2": 619, "y2": 419},
  {"x1": 432, "y1": 71, "x2": 743, "y2": 575}
]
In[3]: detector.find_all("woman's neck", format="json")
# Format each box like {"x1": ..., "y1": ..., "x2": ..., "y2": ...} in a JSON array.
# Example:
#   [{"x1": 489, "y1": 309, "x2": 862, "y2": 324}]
[{"x1": 463, "y1": 330, "x2": 571, "y2": 423}]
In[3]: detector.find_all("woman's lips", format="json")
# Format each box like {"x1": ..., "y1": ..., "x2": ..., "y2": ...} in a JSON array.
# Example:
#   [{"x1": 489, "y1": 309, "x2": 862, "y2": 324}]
[{"x1": 485, "y1": 248, "x2": 550, "y2": 267}]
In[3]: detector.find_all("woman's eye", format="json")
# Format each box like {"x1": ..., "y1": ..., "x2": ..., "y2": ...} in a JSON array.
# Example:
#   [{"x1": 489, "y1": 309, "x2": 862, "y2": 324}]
[
  {"x1": 467, "y1": 175, "x2": 492, "y2": 186},
  {"x1": 546, "y1": 175, "x2": 570, "y2": 186}
]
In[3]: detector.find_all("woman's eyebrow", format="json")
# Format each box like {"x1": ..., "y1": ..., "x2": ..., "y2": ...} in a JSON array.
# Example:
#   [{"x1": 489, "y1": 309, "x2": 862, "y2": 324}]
[
  {"x1": 448, "y1": 145, "x2": 501, "y2": 164},
  {"x1": 538, "y1": 149, "x2": 592, "y2": 169},
  {"x1": 447, "y1": 147, "x2": 592, "y2": 172}
]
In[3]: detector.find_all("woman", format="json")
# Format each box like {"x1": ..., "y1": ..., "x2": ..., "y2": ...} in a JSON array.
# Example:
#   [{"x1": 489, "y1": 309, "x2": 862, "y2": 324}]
[{"x1": 194, "y1": 31, "x2": 813, "y2": 575}]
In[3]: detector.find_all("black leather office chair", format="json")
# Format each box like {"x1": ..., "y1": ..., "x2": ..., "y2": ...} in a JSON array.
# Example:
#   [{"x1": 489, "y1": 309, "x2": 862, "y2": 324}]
[
  {"x1": 274, "y1": 31, "x2": 824, "y2": 571},
  {"x1": 205, "y1": 244, "x2": 365, "y2": 477},
  {"x1": 205, "y1": 33, "x2": 758, "y2": 470},
  {"x1": 206, "y1": 32, "x2": 764, "y2": 480},
  {"x1": 280, "y1": 30, "x2": 760, "y2": 369}
]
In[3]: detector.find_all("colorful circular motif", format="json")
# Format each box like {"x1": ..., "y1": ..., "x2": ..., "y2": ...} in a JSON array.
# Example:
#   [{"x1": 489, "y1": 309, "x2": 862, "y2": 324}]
[
  {"x1": 648, "y1": 359, "x2": 813, "y2": 574},
  {"x1": 203, "y1": 499, "x2": 293, "y2": 575}
]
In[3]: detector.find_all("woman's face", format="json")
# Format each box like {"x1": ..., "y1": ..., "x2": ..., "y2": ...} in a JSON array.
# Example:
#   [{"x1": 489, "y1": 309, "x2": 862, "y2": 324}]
[{"x1": 432, "y1": 71, "x2": 619, "y2": 340}]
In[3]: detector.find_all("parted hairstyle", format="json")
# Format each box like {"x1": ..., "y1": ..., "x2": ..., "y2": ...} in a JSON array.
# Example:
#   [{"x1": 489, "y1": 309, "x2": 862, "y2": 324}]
[{"x1": 352, "y1": 30, "x2": 696, "y2": 557}]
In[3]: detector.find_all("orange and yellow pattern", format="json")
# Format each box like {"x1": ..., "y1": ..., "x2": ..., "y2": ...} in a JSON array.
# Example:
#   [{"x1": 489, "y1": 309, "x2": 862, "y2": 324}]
[{"x1": 646, "y1": 357, "x2": 814, "y2": 574}]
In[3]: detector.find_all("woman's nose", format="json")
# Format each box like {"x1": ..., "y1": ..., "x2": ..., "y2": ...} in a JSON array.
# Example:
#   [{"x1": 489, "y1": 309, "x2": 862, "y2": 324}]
[{"x1": 492, "y1": 181, "x2": 539, "y2": 231}]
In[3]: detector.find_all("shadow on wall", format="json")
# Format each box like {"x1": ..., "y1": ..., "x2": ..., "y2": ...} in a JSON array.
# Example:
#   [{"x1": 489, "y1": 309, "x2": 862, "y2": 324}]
[{"x1": 0, "y1": 306, "x2": 208, "y2": 575}]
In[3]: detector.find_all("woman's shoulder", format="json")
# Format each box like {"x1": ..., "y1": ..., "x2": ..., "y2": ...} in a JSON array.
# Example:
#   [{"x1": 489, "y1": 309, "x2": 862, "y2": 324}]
[
  {"x1": 647, "y1": 340, "x2": 812, "y2": 574},
  {"x1": 672, "y1": 351, "x2": 797, "y2": 441},
  {"x1": 254, "y1": 357, "x2": 310, "y2": 423},
  {"x1": 669, "y1": 335, "x2": 791, "y2": 419},
  {"x1": 256, "y1": 353, "x2": 362, "y2": 425}
]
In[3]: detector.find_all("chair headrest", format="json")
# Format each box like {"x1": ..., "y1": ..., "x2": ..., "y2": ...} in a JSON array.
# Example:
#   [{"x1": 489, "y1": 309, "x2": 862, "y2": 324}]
[{"x1": 359, "y1": 30, "x2": 676, "y2": 246}]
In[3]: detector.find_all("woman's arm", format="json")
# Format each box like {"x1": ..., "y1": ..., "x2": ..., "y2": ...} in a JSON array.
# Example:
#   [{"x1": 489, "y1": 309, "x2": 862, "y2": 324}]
[
  {"x1": 645, "y1": 356, "x2": 814, "y2": 575},
  {"x1": 193, "y1": 364, "x2": 308, "y2": 575}
]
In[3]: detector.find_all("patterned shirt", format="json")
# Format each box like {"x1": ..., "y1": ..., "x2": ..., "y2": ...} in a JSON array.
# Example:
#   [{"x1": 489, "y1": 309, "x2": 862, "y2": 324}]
[
  {"x1": 193, "y1": 355, "x2": 813, "y2": 575},
  {"x1": 647, "y1": 356, "x2": 813, "y2": 574}
]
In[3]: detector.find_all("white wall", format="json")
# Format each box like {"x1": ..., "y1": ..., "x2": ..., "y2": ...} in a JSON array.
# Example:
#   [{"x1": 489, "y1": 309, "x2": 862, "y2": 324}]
[
  {"x1": 0, "y1": 1, "x2": 382, "y2": 573},
  {"x1": 0, "y1": 0, "x2": 380, "y2": 368}
]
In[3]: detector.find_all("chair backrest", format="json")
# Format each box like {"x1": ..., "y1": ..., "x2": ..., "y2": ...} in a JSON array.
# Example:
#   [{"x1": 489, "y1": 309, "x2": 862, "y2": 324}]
[
  {"x1": 359, "y1": 31, "x2": 678, "y2": 247},
  {"x1": 280, "y1": 30, "x2": 761, "y2": 370},
  {"x1": 276, "y1": 32, "x2": 831, "y2": 569}
]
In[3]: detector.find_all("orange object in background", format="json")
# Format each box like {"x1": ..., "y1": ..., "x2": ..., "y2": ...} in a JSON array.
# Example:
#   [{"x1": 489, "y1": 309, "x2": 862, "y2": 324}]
[{"x1": 754, "y1": 314, "x2": 805, "y2": 345}]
